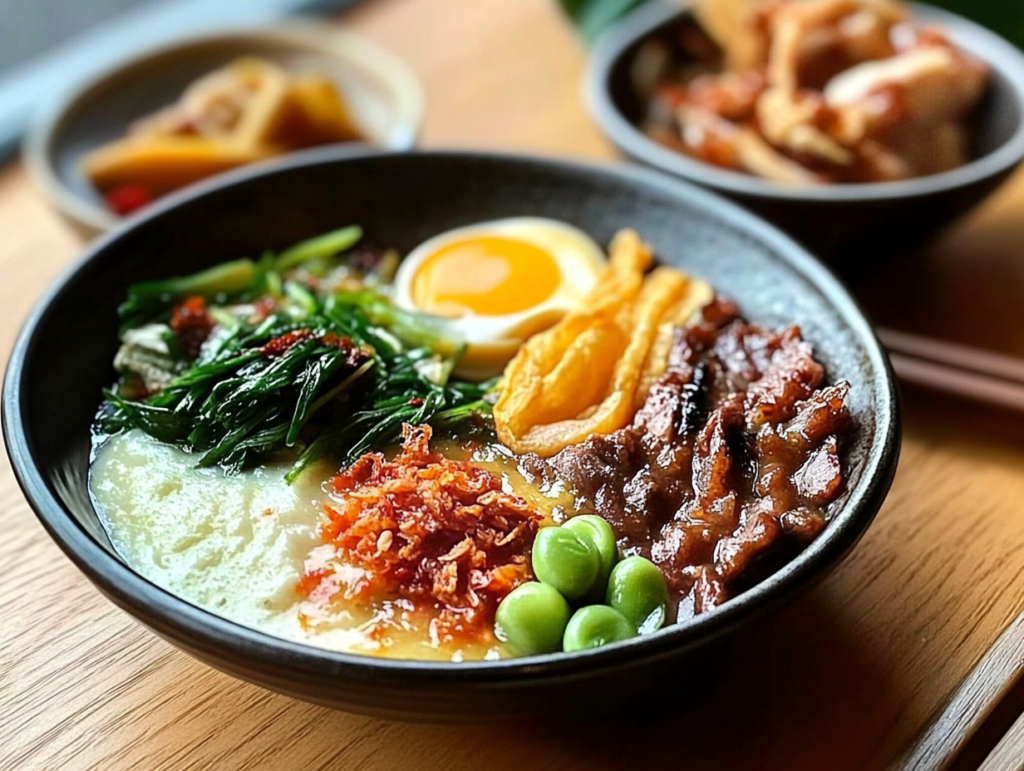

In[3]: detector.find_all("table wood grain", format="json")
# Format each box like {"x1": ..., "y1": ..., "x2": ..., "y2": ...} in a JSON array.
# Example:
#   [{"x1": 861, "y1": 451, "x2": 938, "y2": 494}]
[{"x1": 4, "y1": 0, "x2": 1024, "y2": 768}]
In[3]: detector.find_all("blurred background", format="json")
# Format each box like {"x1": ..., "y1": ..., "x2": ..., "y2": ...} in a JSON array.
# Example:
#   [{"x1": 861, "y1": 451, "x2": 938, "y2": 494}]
[{"x1": 5, "y1": 1, "x2": 1024, "y2": 770}]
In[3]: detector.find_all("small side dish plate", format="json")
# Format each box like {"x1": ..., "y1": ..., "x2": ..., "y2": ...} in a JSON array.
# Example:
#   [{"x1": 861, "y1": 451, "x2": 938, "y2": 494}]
[{"x1": 24, "y1": 22, "x2": 423, "y2": 237}]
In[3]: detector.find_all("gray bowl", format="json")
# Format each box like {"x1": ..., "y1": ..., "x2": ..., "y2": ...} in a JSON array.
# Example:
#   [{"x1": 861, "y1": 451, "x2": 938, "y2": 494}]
[
  {"x1": 585, "y1": 0, "x2": 1024, "y2": 259},
  {"x1": 3, "y1": 149, "x2": 900, "y2": 722}
]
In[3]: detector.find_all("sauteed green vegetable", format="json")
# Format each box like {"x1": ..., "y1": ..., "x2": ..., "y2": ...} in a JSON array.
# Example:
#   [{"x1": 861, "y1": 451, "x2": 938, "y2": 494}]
[{"x1": 99, "y1": 226, "x2": 493, "y2": 479}]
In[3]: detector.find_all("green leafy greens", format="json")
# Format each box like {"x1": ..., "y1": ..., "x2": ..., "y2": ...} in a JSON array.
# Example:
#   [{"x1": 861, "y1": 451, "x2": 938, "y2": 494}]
[
  {"x1": 558, "y1": 0, "x2": 645, "y2": 41},
  {"x1": 99, "y1": 227, "x2": 493, "y2": 482}
]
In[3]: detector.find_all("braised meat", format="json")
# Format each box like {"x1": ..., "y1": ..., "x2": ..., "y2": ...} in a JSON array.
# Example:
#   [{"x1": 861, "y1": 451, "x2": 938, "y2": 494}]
[{"x1": 536, "y1": 297, "x2": 850, "y2": 620}]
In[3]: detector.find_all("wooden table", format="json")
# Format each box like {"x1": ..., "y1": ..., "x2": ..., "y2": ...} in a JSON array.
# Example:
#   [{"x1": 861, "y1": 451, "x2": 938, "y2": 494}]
[{"x1": 4, "y1": 0, "x2": 1024, "y2": 768}]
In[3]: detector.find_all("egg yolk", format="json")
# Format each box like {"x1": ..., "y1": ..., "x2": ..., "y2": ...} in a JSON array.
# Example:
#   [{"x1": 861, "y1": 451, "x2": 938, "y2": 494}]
[{"x1": 411, "y1": 236, "x2": 562, "y2": 317}]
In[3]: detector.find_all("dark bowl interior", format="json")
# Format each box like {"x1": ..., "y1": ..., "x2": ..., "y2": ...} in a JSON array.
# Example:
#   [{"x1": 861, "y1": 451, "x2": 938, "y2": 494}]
[
  {"x1": 587, "y1": 0, "x2": 1024, "y2": 259},
  {"x1": 2, "y1": 150, "x2": 900, "y2": 722}
]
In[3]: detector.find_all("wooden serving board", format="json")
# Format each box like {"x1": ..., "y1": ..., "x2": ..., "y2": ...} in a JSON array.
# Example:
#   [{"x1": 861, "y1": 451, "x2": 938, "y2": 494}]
[{"x1": 4, "y1": 0, "x2": 1024, "y2": 768}]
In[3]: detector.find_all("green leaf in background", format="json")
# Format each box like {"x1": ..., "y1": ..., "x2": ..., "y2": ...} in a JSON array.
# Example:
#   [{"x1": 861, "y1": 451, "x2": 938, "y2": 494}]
[
  {"x1": 559, "y1": 0, "x2": 645, "y2": 41},
  {"x1": 929, "y1": 0, "x2": 1024, "y2": 51},
  {"x1": 557, "y1": 0, "x2": 1024, "y2": 51}
]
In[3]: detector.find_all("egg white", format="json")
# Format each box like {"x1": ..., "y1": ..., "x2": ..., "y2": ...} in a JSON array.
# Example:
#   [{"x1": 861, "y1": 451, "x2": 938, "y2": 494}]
[{"x1": 392, "y1": 217, "x2": 606, "y2": 380}]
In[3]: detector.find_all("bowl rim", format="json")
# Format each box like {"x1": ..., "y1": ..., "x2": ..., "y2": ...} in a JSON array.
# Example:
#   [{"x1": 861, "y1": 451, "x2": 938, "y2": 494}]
[
  {"x1": 23, "y1": 20, "x2": 425, "y2": 237},
  {"x1": 585, "y1": 0, "x2": 1024, "y2": 202},
  {"x1": 3, "y1": 147, "x2": 901, "y2": 683}
]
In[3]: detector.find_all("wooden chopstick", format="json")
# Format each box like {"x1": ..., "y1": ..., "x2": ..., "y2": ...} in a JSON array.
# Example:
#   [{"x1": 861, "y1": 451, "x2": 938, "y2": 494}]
[
  {"x1": 877, "y1": 327, "x2": 1024, "y2": 412},
  {"x1": 878, "y1": 328, "x2": 1024, "y2": 385}
]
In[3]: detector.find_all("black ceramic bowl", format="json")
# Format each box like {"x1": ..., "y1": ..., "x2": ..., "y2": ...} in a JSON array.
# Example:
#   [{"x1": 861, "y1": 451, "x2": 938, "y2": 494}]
[
  {"x1": 586, "y1": 0, "x2": 1024, "y2": 258},
  {"x1": 2, "y1": 149, "x2": 900, "y2": 722}
]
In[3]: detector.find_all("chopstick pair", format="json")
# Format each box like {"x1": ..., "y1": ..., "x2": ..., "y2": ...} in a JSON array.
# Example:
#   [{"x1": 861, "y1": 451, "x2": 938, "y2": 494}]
[{"x1": 878, "y1": 327, "x2": 1024, "y2": 413}]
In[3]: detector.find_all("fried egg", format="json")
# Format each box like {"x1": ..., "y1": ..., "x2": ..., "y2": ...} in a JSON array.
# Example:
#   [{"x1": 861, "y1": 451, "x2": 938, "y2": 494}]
[{"x1": 392, "y1": 218, "x2": 606, "y2": 380}]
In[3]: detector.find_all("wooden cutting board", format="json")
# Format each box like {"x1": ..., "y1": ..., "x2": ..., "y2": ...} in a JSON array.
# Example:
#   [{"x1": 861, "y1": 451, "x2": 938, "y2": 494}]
[{"x1": 3, "y1": 0, "x2": 1024, "y2": 768}]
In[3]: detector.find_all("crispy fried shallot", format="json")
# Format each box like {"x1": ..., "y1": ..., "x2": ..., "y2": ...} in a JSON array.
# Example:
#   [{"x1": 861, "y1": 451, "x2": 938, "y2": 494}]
[{"x1": 299, "y1": 425, "x2": 541, "y2": 639}]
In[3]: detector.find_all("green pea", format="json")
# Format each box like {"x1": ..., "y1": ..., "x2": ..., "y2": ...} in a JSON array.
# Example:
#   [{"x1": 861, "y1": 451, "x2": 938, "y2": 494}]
[
  {"x1": 563, "y1": 605, "x2": 635, "y2": 652},
  {"x1": 563, "y1": 515, "x2": 618, "y2": 601},
  {"x1": 531, "y1": 525, "x2": 601, "y2": 601},
  {"x1": 495, "y1": 582, "x2": 571, "y2": 655},
  {"x1": 606, "y1": 556, "x2": 670, "y2": 634}
]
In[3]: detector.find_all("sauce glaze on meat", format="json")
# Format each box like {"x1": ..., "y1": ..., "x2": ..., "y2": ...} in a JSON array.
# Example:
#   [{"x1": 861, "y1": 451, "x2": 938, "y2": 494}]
[{"x1": 528, "y1": 297, "x2": 851, "y2": 621}]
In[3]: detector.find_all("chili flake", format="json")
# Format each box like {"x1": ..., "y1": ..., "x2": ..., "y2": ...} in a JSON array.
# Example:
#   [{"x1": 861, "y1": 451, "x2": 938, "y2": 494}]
[
  {"x1": 259, "y1": 329, "x2": 316, "y2": 357},
  {"x1": 170, "y1": 296, "x2": 214, "y2": 359}
]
